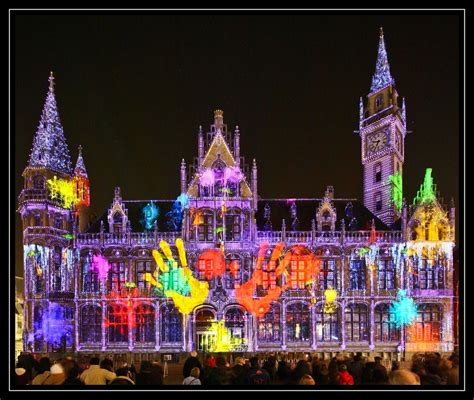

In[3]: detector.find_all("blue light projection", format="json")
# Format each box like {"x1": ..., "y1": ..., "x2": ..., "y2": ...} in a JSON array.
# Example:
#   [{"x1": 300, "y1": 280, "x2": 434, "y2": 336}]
[
  {"x1": 140, "y1": 201, "x2": 160, "y2": 230},
  {"x1": 390, "y1": 289, "x2": 418, "y2": 328}
]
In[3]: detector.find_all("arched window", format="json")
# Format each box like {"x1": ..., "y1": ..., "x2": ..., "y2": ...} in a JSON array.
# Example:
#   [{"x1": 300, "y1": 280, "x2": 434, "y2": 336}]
[
  {"x1": 224, "y1": 308, "x2": 246, "y2": 343},
  {"x1": 135, "y1": 260, "x2": 153, "y2": 291},
  {"x1": 321, "y1": 211, "x2": 332, "y2": 231},
  {"x1": 212, "y1": 159, "x2": 226, "y2": 196},
  {"x1": 82, "y1": 258, "x2": 99, "y2": 293},
  {"x1": 195, "y1": 309, "x2": 216, "y2": 352},
  {"x1": 161, "y1": 304, "x2": 182, "y2": 343},
  {"x1": 80, "y1": 305, "x2": 102, "y2": 343},
  {"x1": 51, "y1": 246, "x2": 62, "y2": 291},
  {"x1": 113, "y1": 212, "x2": 123, "y2": 233},
  {"x1": 349, "y1": 258, "x2": 366, "y2": 290},
  {"x1": 374, "y1": 303, "x2": 399, "y2": 342},
  {"x1": 377, "y1": 259, "x2": 395, "y2": 290},
  {"x1": 225, "y1": 256, "x2": 241, "y2": 289},
  {"x1": 135, "y1": 304, "x2": 155, "y2": 343},
  {"x1": 410, "y1": 304, "x2": 442, "y2": 342},
  {"x1": 107, "y1": 261, "x2": 126, "y2": 293},
  {"x1": 34, "y1": 214, "x2": 42, "y2": 226},
  {"x1": 375, "y1": 192, "x2": 382, "y2": 212},
  {"x1": 107, "y1": 304, "x2": 129, "y2": 343},
  {"x1": 316, "y1": 304, "x2": 340, "y2": 342},
  {"x1": 225, "y1": 209, "x2": 241, "y2": 241},
  {"x1": 374, "y1": 163, "x2": 382, "y2": 183},
  {"x1": 197, "y1": 211, "x2": 214, "y2": 241},
  {"x1": 33, "y1": 305, "x2": 44, "y2": 352},
  {"x1": 286, "y1": 303, "x2": 310, "y2": 342},
  {"x1": 33, "y1": 175, "x2": 45, "y2": 189},
  {"x1": 262, "y1": 259, "x2": 277, "y2": 290},
  {"x1": 53, "y1": 215, "x2": 62, "y2": 230},
  {"x1": 345, "y1": 303, "x2": 369, "y2": 342},
  {"x1": 375, "y1": 94, "x2": 384, "y2": 110},
  {"x1": 413, "y1": 257, "x2": 445, "y2": 290},
  {"x1": 319, "y1": 259, "x2": 337, "y2": 290},
  {"x1": 258, "y1": 303, "x2": 281, "y2": 342}
]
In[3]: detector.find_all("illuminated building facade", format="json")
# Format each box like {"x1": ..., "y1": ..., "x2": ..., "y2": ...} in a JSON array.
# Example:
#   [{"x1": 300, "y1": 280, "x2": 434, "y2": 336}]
[{"x1": 17, "y1": 31, "x2": 456, "y2": 359}]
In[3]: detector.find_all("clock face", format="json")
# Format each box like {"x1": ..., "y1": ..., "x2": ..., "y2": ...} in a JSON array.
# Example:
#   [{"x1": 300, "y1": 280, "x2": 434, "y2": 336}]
[{"x1": 367, "y1": 129, "x2": 389, "y2": 154}]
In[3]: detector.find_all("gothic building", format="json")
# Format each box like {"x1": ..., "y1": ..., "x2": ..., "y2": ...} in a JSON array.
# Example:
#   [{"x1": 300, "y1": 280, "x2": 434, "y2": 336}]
[{"x1": 18, "y1": 31, "x2": 456, "y2": 360}]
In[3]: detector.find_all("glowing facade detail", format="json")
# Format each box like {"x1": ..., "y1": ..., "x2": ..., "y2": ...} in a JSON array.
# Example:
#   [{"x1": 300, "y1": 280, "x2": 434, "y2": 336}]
[{"x1": 47, "y1": 176, "x2": 79, "y2": 209}]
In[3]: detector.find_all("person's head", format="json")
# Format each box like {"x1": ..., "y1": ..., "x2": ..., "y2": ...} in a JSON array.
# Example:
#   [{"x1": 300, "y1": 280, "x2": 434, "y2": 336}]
[
  {"x1": 388, "y1": 369, "x2": 421, "y2": 385},
  {"x1": 298, "y1": 374, "x2": 316, "y2": 385},
  {"x1": 38, "y1": 357, "x2": 51, "y2": 373},
  {"x1": 449, "y1": 354, "x2": 459, "y2": 367},
  {"x1": 353, "y1": 354, "x2": 361, "y2": 362},
  {"x1": 150, "y1": 364, "x2": 164, "y2": 384},
  {"x1": 89, "y1": 357, "x2": 100, "y2": 366},
  {"x1": 206, "y1": 356, "x2": 216, "y2": 368},
  {"x1": 234, "y1": 357, "x2": 245, "y2": 366},
  {"x1": 100, "y1": 358, "x2": 114, "y2": 372},
  {"x1": 338, "y1": 363, "x2": 348, "y2": 372},
  {"x1": 424, "y1": 359, "x2": 441, "y2": 376},
  {"x1": 190, "y1": 351, "x2": 198, "y2": 358},
  {"x1": 190, "y1": 367, "x2": 200, "y2": 378},
  {"x1": 140, "y1": 360, "x2": 152, "y2": 373},
  {"x1": 116, "y1": 367, "x2": 130, "y2": 377},
  {"x1": 216, "y1": 356, "x2": 227, "y2": 368},
  {"x1": 249, "y1": 357, "x2": 259, "y2": 369},
  {"x1": 374, "y1": 356, "x2": 382, "y2": 364},
  {"x1": 50, "y1": 362, "x2": 65, "y2": 376}
]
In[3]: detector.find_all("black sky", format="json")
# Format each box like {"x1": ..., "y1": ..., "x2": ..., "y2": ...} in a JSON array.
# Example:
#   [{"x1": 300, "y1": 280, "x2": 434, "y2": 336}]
[{"x1": 13, "y1": 13, "x2": 461, "y2": 277}]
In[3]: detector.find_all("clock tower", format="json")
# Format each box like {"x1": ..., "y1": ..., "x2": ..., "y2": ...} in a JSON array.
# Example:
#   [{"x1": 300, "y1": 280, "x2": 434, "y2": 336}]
[{"x1": 359, "y1": 28, "x2": 407, "y2": 226}]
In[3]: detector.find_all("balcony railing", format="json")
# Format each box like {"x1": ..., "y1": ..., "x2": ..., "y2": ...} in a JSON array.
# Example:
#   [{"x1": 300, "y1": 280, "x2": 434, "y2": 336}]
[
  {"x1": 76, "y1": 231, "x2": 180, "y2": 246},
  {"x1": 17, "y1": 189, "x2": 64, "y2": 208},
  {"x1": 24, "y1": 226, "x2": 69, "y2": 237}
]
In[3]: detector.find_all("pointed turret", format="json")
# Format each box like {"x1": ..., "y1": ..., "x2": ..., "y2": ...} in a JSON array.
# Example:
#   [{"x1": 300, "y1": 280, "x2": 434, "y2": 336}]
[
  {"x1": 27, "y1": 72, "x2": 72, "y2": 175},
  {"x1": 74, "y1": 145, "x2": 88, "y2": 177},
  {"x1": 370, "y1": 27, "x2": 395, "y2": 93},
  {"x1": 359, "y1": 97, "x2": 364, "y2": 130}
]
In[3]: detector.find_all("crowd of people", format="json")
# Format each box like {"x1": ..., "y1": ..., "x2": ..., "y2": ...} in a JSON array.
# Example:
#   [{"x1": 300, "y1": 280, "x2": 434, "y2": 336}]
[{"x1": 14, "y1": 350, "x2": 459, "y2": 386}]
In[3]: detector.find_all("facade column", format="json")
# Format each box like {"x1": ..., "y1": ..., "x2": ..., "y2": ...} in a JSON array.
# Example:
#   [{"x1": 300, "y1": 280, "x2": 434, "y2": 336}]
[
  {"x1": 155, "y1": 302, "x2": 160, "y2": 351},
  {"x1": 311, "y1": 304, "x2": 317, "y2": 350},
  {"x1": 188, "y1": 312, "x2": 194, "y2": 351},
  {"x1": 281, "y1": 302, "x2": 287, "y2": 350},
  {"x1": 128, "y1": 303, "x2": 134, "y2": 352},
  {"x1": 369, "y1": 299, "x2": 375, "y2": 351},
  {"x1": 101, "y1": 300, "x2": 106, "y2": 351},
  {"x1": 341, "y1": 298, "x2": 346, "y2": 350}
]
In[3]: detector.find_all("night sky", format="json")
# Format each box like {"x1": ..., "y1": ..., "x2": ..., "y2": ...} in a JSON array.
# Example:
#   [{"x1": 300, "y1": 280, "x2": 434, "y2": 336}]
[{"x1": 13, "y1": 13, "x2": 461, "y2": 278}]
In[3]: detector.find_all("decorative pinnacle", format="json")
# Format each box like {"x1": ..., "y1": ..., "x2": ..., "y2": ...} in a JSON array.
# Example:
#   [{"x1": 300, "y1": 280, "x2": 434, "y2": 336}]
[
  {"x1": 380, "y1": 26, "x2": 384, "y2": 38},
  {"x1": 214, "y1": 109, "x2": 223, "y2": 118},
  {"x1": 48, "y1": 71, "x2": 55, "y2": 91}
]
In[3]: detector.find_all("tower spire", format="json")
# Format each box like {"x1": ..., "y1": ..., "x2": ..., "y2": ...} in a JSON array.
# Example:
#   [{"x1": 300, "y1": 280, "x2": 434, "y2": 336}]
[
  {"x1": 74, "y1": 145, "x2": 88, "y2": 177},
  {"x1": 370, "y1": 27, "x2": 395, "y2": 93},
  {"x1": 27, "y1": 72, "x2": 72, "y2": 175}
]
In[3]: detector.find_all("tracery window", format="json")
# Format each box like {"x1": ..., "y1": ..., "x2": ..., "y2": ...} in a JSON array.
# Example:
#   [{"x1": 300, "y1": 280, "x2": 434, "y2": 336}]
[
  {"x1": 225, "y1": 211, "x2": 241, "y2": 241},
  {"x1": 286, "y1": 302, "x2": 310, "y2": 342},
  {"x1": 33, "y1": 175, "x2": 46, "y2": 189},
  {"x1": 410, "y1": 304, "x2": 442, "y2": 342},
  {"x1": 224, "y1": 308, "x2": 246, "y2": 342},
  {"x1": 135, "y1": 304, "x2": 155, "y2": 343},
  {"x1": 51, "y1": 246, "x2": 62, "y2": 291},
  {"x1": 112, "y1": 212, "x2": 123, "y2": 234},
  {"x1": 53, "y1": 215, "x2": 63, "y2": 230},
  {"x1": 375, "y1": 192, "x2": 382, "y2": 212},
  {"x1": 290, "y1": 260, "x2": 309, "y2": 289},
  {"x1": 107, "y1": 261, "x2": 126, "y2": 292},
  {"x1": 316, "y1": 304, "x2": 340, "y2": 342},
  {"x1": 413, "y1": 259, "x2": 445, "y2": 290},
  {"x1": 377, "y1": 259, "x2": 395, "y2": 290},
  {"x1": 197, "y1": 211, "x2": 214, "y2": 241},
  {"x1": 345, "y1": 303, "x2": 369, "y2": 342},
  {"x1": 225, "y1": 256, "x2": 241, "y2": 289},
  {"x1": 258, "y1": 303, "x2": 281, "y2": 342},
  {"x1": 374, "y1": 303, "x2": 399, "y2": 342},
  {"x1": 34, "y1": 214, "x2": 42, "y2": 226},
  {"x1": 349, "y1": 259, "x2": 366, "y2": 290},
  {"x1": 135, "y1": 260, "x2": 153, "y2": 291},
  {"x1": 262, "y1": 260, "x2": 277, "y2": 290},
  {"x1": 319, "y1": 260, "x2": 337, "y2": 290},
  {"x1": 107, "y1": 304, "x2": 128, "y2": 343},
  {"x1": 161, "y1": 303, "x2": 182, "y2": 343},
  {"x1": 82, "y1": 258, "x2": 99, "y2": 293},
  {"x1": 80, "y1": 305, "x2": 101, "y2": 343}
]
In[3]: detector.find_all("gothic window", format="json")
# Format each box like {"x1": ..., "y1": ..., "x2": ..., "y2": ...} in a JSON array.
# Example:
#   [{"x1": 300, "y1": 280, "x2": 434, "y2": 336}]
[
  {"x1": 375, "y1": 94, "x2": 384, "y2": 110},
  {"x1": 413, "y1": 259, "x2": 445, "y2": 290},
  {"x1": 197, "y1": 211, "x2": 214, "y2": 241},
  {"x1": 258, "y1": 303, "x2": 281, "y2": 342},
  {"x1": 82, "y1": 259, "x2": 99, "y2": 293},
  {"x1": 212, "y1": 159, "x2": 226, "y2": 196},
  {"x1": 349, "y1": 259, "x2": 366, "y2": 290},
  {"x1": 316, "y1": 304, "x2": 340, "y2": 342},
  {"x1": 135, "y1": 260, "x2": 153, "y2": 291},
  {"x1": 225, "y1": 211, "x2": 241, "y2": 241},
  {"x1": 161, "y1": 304, "x2": 182, "y2": 343},
  {"x1": 262, "y1": 260, "x2": 277, "y2": 290},
  {"x1": 322, "y1": 211, "x2": 332, "y2": 231},
  {"x1": 374, "y1": 303, "x2": 399, "y2": 342},
  {"x1": 377, "y1": 259, "x2": 395, "y2": 290},
  {"x1": 113, "y1": 212, "x2": 123, "y2": 234},
  {"x1": 53, "y1": 215, "x2": 62, "y2": 230},
  {"x1": 34, "y1": 214, "x2": 42, "y2": 226},
  {"x1": 107, "y1": 305, "x2": 129, "y2": 343},
  {"x1": 286, "y1": 302, "x2": 310, "y2": 342},
  {"x1": 225, "y1": 256, "x2": 241, "y2": 289},
  {"x1": 108, "y1": 261, "x2": 126, "y2": 292},
  {"x1": 410, "y1": 304, "x2": 442, "y2": 342},
  {"x1": 161, "y1": 262, "x2": 184, "y2": 292},
  {"x1": 375, "y1": 192, "x2": 382, "y2": 212},
  {"x1": 33, "y1": 305, "x2": 44, "y2": 351},
  {"x1": 345, "y1": 303, "x2": 369, "y2": 342},
  {"x1": 52, "y1": 246, "x2": 62, "y2": 291},
  {"x1": 63, "y1": 305, "x2": 74, "y2": 320},
  {"x1": 224, "y1": 308, "x2": 246, "y2": 342},
  {"x1": 318, "y1": 260, "x2": 337, "y2": 291},
  {"x1": 375, "y1": 163, "x2": 382, "y2": 183},
  {"x1": 80, "y1": 305, "x2": 102, "y2": 343},
  {"x1": 135, "y1": 304, "x2": 155, "y2": 343},
  {"x1": 290, "y1": 259, "x2": 308, "y2": 289},
  {"x1": 33, "y1": 175, "x2": 46, "y2": 189}
]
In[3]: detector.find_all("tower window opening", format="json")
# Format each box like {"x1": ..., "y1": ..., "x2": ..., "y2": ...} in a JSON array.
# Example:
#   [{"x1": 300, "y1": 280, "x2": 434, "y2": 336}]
[
  {"x1": 376, "y1": 95, "x2": 384, "y2": 110},
  {"x1": 375, "y1": 163, "x2": 382, "y2": 183},
  {"x1": 375, "y1": 192, "x2": 382, "y2": 212}
]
